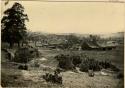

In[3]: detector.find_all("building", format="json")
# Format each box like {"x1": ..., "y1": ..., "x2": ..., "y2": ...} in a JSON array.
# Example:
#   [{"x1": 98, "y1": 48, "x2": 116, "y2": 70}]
[{"x1": 81, "y1": 41, "x2": 117, "y2": 51}]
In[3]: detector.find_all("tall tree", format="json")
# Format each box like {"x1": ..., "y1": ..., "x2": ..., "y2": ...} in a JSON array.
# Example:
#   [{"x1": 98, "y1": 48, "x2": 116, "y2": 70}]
[{"x1": 1, "y1": 2, "x2": 29, "y2": 48}]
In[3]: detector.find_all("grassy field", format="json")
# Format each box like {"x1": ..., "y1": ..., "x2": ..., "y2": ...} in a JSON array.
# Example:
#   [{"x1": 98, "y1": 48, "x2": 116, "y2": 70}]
[{"x1": 1, "y1": 44, "x2": 124, "y2": 88}]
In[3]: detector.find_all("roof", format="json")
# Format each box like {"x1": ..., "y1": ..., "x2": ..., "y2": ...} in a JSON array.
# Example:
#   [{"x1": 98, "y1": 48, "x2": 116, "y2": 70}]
[
  {"x1": 98, "y1": 41, "x2": 117, "y2": 48},
  {"x1": 87, "y1": 42, "x2": 99, "y2": 48},
  {"x1": 82, "y1": 41, "x2": 99, "y2": 49},
  {"x1": 83, "y1": 41, "x2": 117, "y2": 48}
]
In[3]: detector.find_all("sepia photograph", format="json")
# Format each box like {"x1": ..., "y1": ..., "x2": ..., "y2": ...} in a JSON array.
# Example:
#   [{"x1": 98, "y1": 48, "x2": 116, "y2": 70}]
[{"x1": 1, "y1": 0, "x2": 124, "y2": 88}]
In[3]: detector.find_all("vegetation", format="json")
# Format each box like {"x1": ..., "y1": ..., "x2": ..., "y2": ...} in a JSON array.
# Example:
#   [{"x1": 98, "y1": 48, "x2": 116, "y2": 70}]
[
  {"x1": 1, "y1": 2, "x2": 29, "y2": 48},
  {"x1": 1, "y1": 44, "x2": 124, "y2": 87},
  {"x1": 89, "y1": 35, "x2": 100, "y2": 43},
  {"x1": 55, "y1": 54, "x2": 82, "y2": 70},
  {"x1": 1, "y1": 2, "x2": 124, "y2": 88},
  {"x1": 43, "y1": 70, "x2": 62, "y2": 84},
  {"x1": 55, "y1": 53, "x2": 120, "y2": 72},
  {"x1": 65, "y1": 35, "x2": 80, "y2": 48},
  {"x1": 14, "y1": 47, "x2": 40, "y2": 63},
  {"x1": 79, "y1": 57, "x2": 110, "y2": 72}
]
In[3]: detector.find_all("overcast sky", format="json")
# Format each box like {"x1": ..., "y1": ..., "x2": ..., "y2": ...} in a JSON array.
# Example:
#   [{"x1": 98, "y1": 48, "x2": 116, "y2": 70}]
[{"x1": 1, "y1": 1, "x2": 125, "y2": 34}]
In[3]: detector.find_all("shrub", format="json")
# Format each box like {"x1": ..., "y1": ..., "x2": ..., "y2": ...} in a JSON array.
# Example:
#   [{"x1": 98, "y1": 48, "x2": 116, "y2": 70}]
[
  {"x1": 43, "y1": 72, "x2": 62, "y2": 84},
  {"x1": 79, "y1": 57, "x2": 119, "y2": 72},
  {"x1": 72, "y1": 55, "x2": 82, "y2": 67},
  {"x1": 34, "y1": 62, "x2": 40, "y2": 67},
  {"x1": 79, "y1": 62, "x2": 89, "y2": 72},
  {"x1": 55, "y1": 54, "x2": 81, "y2": 70},
  {"x1": 14, "y1": 47, "x2": 40, "y2": 63},
  {"x1": 117, "y1": 72, "x2": 124, "y2": 79},
  {"x1": 79, "y1": 57, "x2": 101, "y2": 72},
  {"x1": 110, "y1": 65, "x2": 120, "y2": 72},
  {"x1": 56, "y1": 54, "x2": 120, "y2": 73},
  {"x1": 18, "y1": 64, "x2": 28, "y2": 70},
  {"x1": 58, "y1": 55, "x2": 75, "y2": 70}
]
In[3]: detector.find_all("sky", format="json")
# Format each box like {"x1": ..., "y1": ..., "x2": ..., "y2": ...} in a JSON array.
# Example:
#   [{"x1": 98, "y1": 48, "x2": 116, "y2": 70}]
[{"x1": 1, "y1": 1, "x2": 125, "y2": 34}]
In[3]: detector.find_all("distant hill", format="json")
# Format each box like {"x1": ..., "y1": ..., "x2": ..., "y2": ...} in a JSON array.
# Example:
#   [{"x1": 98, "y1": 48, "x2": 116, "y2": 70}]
[
  {"x1": 100, "y1": 32, "x2": 124, "y2": 39},
  {"x1": 27, "y1": 31, "x2": 124, "y2": 39}
]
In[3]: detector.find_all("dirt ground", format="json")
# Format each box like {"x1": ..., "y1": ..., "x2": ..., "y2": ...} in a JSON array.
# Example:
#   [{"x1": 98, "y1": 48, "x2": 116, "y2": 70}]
[{"x1": 1, "y1": 45, "x2": 124, "y2": 88}]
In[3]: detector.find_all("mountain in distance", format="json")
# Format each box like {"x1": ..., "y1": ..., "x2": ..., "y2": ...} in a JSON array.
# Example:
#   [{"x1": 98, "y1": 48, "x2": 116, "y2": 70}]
[
  {"x1": 100, "y1": 32, "x2": 124, "y2": 39},
  {"x1": 28, "y1": 31, "x2": 124, "y2": 39}
]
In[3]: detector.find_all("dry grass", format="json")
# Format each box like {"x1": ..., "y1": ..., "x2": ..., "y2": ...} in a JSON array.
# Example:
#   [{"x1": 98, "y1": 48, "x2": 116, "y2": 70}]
[{"x1": 1, "y1": 45, "x2": 124, "y2": 88}]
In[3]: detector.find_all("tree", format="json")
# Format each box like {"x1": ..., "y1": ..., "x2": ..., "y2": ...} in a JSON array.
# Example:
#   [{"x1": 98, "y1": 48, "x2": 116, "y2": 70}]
[
  {"x1": 1, "y1": 2, "x2": 29, "y2": 48},
  {"x1": 89, "y1": 35, "x2": 100, "y2": 43},
  {"x1": 65, "y1": 35, "x2": 80, "y2": 49}
]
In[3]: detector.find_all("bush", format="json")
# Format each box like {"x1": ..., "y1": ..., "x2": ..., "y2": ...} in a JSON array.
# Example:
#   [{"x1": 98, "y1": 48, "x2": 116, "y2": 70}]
[
  {"x1": 34, "y1": 62, "x2": 40, "y2": 67},
  {"x1": 110, "y1": 64, "x2": 120, "y2": 72},
  {"x1": 58, "y1": 54, "x2": 75, "y2": 70},
  {"x1": 56, "y1": 54, "x2": 120, "y2": 73},
  {"x1": 79, "y1": 58, "x2": 101, "y2": 72},
  {"x1": 13, "y1": 47, "x2": 40, "y2": 63},
  {"x1": 55, "y1": 54, "x2": 82, "y2": 70},
  {"x1": 79, "y1": 57, "x2": 119, "y2": 72},
  {"x1": 43, "y1": 72, "x2": 62, "y2": 84},
  {"x1": 18, "y1": 64, "x2": 28, "y2": 70},
  {"x1": 117, "y1": 72, "x2": 124, "y2": 79},
  {"x1": 72, "y1": 55, "x2": 82, "y2": 67}
]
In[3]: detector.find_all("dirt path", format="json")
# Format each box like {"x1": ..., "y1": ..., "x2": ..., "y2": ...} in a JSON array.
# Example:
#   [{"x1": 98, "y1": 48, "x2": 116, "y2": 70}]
[
  {"x1": 62, "y1": 71, "x2": 119, "y2": 88},
  {"x1": 20, "y1": 67, "x2": 120, "y2": 88}
]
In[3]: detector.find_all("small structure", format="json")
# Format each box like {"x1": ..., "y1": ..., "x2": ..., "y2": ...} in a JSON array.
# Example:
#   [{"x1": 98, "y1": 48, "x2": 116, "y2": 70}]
[
  {"x1": 81, "y1": 41, "x2": 117, "y2": 51},
  {"x1": 99, "y1": 41, "x2": 117, "y2": 50},
  {"x1": 81, "y1": 41, "x2": 100, "y2": 50}
]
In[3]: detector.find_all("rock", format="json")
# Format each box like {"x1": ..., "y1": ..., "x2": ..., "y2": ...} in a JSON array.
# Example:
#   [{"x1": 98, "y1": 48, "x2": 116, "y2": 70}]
[
  {"x1": 88, "y1": 70, "x2": 94, "y2": 77},
  {"x1": 39, "y1": 57, "x2": 47, "y2": 61}
]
